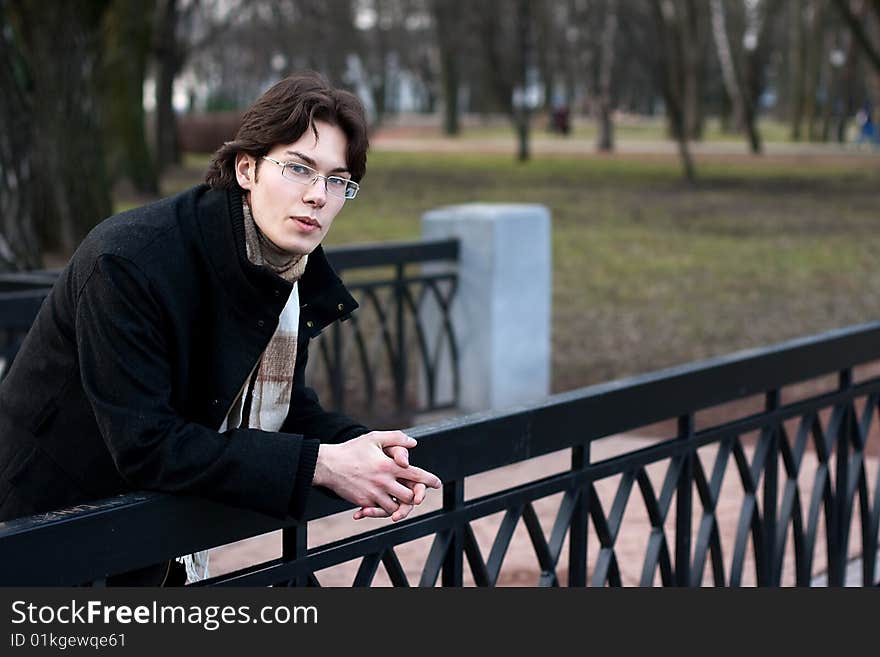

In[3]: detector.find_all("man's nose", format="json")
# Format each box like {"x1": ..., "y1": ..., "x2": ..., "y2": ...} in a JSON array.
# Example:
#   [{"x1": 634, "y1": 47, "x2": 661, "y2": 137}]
[{"x1": 302, "y1": 176, "x2": 327, "y2": 207}]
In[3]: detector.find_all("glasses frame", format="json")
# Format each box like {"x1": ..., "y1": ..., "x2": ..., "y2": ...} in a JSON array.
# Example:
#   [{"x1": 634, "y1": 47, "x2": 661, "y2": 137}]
[{"x1": 261, "y1": 156, "x2": 359, "y2": 199}]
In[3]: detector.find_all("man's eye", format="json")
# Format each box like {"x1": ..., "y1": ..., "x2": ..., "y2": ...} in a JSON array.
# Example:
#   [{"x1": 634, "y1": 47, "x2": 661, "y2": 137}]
[
  {"x1": 288, "y1": 163, "x2": 312, "y2": 176},
  {"x1": 327, "y1": 177, "x2": 348, "y2": 188}
]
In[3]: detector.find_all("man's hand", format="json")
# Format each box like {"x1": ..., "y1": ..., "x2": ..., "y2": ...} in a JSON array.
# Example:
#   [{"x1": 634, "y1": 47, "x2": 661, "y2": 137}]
[
  {"x1": 312, "y1": 431, "x2": 441, "y2": 518},
  {"x1": 353, "y1": 445, "x2": 429, "y2": 521}
]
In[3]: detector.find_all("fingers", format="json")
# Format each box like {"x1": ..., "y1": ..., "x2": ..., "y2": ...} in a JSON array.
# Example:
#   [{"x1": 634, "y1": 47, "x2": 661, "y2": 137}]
[
  {"x1": 353, "y1": 506, "x2": 388, "y2": 520},
  {"x1": 391, "y1": 464, "x2": 442, "y2": 489},
  {"x1": 390, "y1": 502, "x2": 414, "y2": 522},
  {"x1": 385, "y1": 444, "x2": 409, "y2": 468},
  {"x1": 375, "y1": 430, "x2": 417, "y2": 450},
  {"x1": 412, "y1": 482, "x2": 427, "y2": 506},
  {"x1": 388, "y1": 480, "x2": 415, "y2": 504},
  {"x1": 374, "y1": 493, "x2": 399, "y2": 516}
]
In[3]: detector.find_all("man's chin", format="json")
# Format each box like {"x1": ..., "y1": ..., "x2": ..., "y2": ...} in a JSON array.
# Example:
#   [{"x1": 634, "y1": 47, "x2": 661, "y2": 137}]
[{"x1": 280, "y1": 236, "x2": 320, "y2": 256}]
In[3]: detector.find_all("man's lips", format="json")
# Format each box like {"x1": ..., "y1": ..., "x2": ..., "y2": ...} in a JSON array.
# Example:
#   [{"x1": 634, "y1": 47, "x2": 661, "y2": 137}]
[{"x1": 292, "y1": 216, "x2": 321, "y2": 230}]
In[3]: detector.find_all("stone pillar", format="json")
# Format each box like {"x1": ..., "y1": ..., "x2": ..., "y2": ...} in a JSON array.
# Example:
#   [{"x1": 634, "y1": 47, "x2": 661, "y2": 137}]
[{"x1": 421, "y1": 204, "x2": 551, "y2": 413}]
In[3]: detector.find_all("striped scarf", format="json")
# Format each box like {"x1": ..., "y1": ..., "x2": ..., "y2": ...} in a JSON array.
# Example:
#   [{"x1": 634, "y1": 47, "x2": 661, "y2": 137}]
[{"x1": 225, "y1": 200, "x2": 308, "y2": 432}]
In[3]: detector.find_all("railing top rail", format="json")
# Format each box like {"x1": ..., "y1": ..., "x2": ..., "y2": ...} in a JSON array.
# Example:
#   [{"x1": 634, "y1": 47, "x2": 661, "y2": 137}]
[
  {"x1": 0, "y1": 241, "x2": 460, "y2": 297},
  {"x1": 323, "y1": 238, "x2": 459, "y2": 270},
  {"x1": 2, "y1": 319, "x2": 879, "y2": 584},
  {"x1": 0, "y1": 289, "x2": 53, "y2": 328}
]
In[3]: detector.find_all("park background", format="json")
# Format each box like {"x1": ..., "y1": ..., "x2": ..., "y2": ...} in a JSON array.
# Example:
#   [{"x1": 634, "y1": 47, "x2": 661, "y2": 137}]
[
  {"x1": 3, "y1": 0, "x2": 880, "y2": 396},
  {"x1": 1, "y1": 0, "x2": 879, "y2": 585}
]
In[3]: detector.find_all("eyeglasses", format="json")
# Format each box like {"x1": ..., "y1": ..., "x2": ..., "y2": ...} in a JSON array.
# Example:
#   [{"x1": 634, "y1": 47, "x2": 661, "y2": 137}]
[{"x1": 261, "y1": 156, "x2": 360, "y2": 199}]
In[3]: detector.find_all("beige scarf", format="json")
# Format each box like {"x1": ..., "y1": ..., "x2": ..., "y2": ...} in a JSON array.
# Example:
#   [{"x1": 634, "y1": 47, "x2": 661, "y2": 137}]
[{"x1": 223, "y1": 201, "x2": 308, "y2": 432}]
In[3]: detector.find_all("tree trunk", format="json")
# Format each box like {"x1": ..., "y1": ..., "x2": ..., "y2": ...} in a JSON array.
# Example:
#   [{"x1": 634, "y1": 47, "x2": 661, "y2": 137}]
[
  {"x1": 153, "y1": 0, "x2": 181, "y2": 172},
  {"x1": 682, "y1": 0, "x2": 705, "y2": 140},
  {"x1": 790, "y1": 0, "x2": 807, "y2": 140},
  {"x1": 432, "y1": 0, "x2": 462, "y2": 135},
  {"x1": 102, "y1": 0, "x2": 158, "y2": 195},
  {"x1": 596, "y1": 0, "x2": 618, "y2": 151},
  {"x1": 515, "y1": 0, "x2": 532, "y2": 161},
  {"x1": 650, "y1": 0, "x2": 696, "y2": 181},
  {"x1": 831, "y1": 0, "x2": 880, "y2": 74},
  {"x1": 9, "y1": 0, "x2": 114, "y2": 256},
  {"x1": 0, "y1": 5, "x2": 41, "y2": 270},
  {"x1": 804, "y1": 0, "x2": 826, "y2": 141},
  {"x1": 710, "y1": 0, "x2": 746, "y2": 131}
]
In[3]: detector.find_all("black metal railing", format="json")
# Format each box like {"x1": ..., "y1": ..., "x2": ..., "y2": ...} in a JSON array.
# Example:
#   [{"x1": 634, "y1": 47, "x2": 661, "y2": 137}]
[
  {"x1": 321, "y1": 239, "x2": 459, "y2": 425},
  {"x1": 0, "y1": 239, "x2": 460, "y2": 424},
  {"x1": 0, "y1": 268, "x2": 55, "y2": 374},
  {"x1": 1, "y1": 321, "x2": 878, "y2": 586}
]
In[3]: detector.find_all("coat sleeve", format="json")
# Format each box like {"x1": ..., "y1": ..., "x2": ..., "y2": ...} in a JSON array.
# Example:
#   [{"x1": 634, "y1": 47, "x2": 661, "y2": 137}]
[{"x1": 75, "y1": 254, "x2": 316, "y2": 520}]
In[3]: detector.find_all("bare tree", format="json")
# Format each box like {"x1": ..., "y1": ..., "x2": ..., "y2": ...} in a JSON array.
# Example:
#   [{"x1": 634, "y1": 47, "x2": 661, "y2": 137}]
[
  {"x1": 152, "y1": 0, "x2": 247, "y2": 172},
  {"x1": 649, "y1": 0, "x2": 697, "y2": 180},
  {"x1": 0, "y1": 3, "x2": 40, "y2": 270},
  {"x1": 831, "y1": 0, "x2": 880, "y2": 73},
  {"x1": 596, "y1": 0, "x2": 618, "y2": 151},
  {"x1": 709, "y1": 0, "x2": 764, "y2": 153},
  {"x1": 102, "y1": 0, "x2": 159, "y2": 195},
  {"x1": 431, "y1": 0, "x2": 464, "y2": 135},
  {"x1": 7, "y1": 0, "x2": 113, "y2": 256}
]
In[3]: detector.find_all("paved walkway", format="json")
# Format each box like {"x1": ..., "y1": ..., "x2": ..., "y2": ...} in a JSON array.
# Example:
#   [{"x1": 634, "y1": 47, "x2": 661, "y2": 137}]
[
  {"x1": 209, "y1": 431, "x2": 879, "y2": 587},
  {"x1": 370, "y1": 133, "x2": 880, "y2": 162}
]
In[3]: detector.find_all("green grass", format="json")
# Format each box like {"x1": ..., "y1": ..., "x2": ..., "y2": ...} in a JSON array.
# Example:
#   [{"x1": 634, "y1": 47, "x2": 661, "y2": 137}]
[{"x1": 123, "y1": 149, "x2": 880, "y2": 394}]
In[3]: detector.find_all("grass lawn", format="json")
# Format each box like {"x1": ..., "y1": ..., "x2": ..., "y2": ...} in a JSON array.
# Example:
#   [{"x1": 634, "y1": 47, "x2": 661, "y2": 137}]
[{"x1": 145, "y1": 149, "x2": 880, "y2": 394}]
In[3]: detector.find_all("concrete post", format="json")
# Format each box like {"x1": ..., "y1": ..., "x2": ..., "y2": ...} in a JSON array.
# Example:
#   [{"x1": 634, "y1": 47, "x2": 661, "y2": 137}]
[{"x1": 421, "y1": 204, "x2": 552, "y2": 413}]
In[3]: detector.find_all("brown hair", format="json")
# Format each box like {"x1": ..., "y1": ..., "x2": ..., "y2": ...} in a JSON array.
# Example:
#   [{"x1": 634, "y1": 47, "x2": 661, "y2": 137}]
[{"x1": 204, "y1": 71, "x2": 369, "y2": 189}]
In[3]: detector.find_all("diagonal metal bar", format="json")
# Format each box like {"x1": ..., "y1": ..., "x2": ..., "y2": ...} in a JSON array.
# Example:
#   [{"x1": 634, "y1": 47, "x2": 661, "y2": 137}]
[
  {"x1": 486, "y1": 505, "x2": 524, "y2": 586},
  {"x1": 381, "y1": 548, "x2": 410, "y2": 587},
  {"x1": 353, "y1": 552, "x2": 382, "y2": 587},
  {"x1": 419, "y1": 531, "x2": 452, "y2": 588},
  {"x1": 462, "y1": 523, "x2": 490, "y2": 587},
  {"x1": 522, "y1": 502, "x2": 558, "y2": 582}
]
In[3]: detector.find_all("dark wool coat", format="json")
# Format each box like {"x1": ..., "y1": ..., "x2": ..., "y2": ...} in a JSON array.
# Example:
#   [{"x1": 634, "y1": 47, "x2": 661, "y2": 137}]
[{"x1": 0, "y1": 184, "x2": 368, "y2": 523}]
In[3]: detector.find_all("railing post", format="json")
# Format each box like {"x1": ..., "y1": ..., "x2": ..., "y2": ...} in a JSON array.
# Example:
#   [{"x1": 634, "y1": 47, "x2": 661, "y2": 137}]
[
  {"x1": 394, "y1": 263, "x2": 407, "y2": 419},
  {"x1": 675, "y1": 414, "x2": 694, "y2": 586},
  {"x1": 421, "y1": 204, "x2": 551, "y2": 413},
  {"x1": 329, "y1": 265, "x2": 345, "y2": 413},
  {"x1": 330, "y1": 322, "x2": 345, "y2": 412},
  {"x1": 568, "y1": 444, "x2": 590, "y2": 587},
  {"x1": 282, "y1": 524, "x2": 309, "y2": 587},
  {"x1": 762, "y1": 389, "x2": 780, "y2": 586},
  {"x1": 441, "y1": 480, "x2": 465, "y2": 587},
  {"x1": 828, "y1": 369, "x2": 854, "y2": 586}
]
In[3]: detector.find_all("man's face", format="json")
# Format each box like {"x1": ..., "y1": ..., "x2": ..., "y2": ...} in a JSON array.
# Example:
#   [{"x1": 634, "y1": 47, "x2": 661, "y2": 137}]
[{"x1": 235, "y1": 120, "x2": 351, "y2": 256}]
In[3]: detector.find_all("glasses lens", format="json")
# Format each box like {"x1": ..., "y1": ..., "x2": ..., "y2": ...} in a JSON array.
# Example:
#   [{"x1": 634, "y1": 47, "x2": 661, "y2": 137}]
[
  {"x1": 327, "y1": 176, "x2": 352, "y2": 198},
  {"x1": 278, "y1": 160, "x2": 358, "y2": 199},
  {"x1": 282, "y1": 162, "x2": 315, "y2": 183},
  {"x1": 344, "y1": 185, "x2": 358, "y2": 199}
]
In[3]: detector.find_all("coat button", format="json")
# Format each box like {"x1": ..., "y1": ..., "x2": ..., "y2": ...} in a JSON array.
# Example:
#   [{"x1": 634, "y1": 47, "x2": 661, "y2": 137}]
[
  {"x1": 257, "y1": 320, "x2": 265, "y2": 328},
  {"x1": 337, "y1": 303, "x2": 344, "y2": 311},
  {"x1": 212, "y1": 399, "x2": 219, "y2": 406},
  {"x1": 273, "y1": 290, "x2": 280, "y2": 297},
  {"x1": 306, "y1": 320, "x2": 314, "y2": 328}
]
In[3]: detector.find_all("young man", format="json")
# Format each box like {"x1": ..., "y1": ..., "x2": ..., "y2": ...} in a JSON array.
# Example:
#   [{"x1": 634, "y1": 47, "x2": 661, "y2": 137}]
[{"x1": 0, "y1": 73, "x2": 441, "y2": 579}]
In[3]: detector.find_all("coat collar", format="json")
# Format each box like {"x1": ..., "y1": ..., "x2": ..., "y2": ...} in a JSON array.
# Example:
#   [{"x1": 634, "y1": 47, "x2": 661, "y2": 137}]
[{"x1": 193, "y1": 184, "x2": 358, "y2": 335}]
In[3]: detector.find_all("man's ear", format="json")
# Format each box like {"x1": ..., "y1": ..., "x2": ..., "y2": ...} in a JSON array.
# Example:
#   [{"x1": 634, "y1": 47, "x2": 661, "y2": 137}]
[{"x1": 235, "y1": 153, "x2": 255, "y2": 190}]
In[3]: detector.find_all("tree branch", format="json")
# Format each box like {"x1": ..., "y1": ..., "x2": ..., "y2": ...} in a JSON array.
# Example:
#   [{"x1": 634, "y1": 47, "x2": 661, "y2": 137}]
[{"x1": 831, "y1": 0, "x2": 880, "y2": 73}]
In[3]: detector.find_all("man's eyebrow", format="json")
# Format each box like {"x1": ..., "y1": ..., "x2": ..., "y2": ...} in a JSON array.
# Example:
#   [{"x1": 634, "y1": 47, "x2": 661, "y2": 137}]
[{"x1": 284, "y1": 150, "x2": 350, "y2": 174}]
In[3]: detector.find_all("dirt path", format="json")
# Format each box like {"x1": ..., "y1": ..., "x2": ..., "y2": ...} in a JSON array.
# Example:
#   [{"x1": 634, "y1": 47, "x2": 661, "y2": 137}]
[{"x1": 370, "y1": 131, "x2": 880, "y2": 165}]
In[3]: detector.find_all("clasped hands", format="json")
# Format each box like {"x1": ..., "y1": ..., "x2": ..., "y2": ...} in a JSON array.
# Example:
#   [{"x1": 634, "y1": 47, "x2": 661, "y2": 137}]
[{"x1": 312, "y1": 430, "x2": 441, "y2": 522}]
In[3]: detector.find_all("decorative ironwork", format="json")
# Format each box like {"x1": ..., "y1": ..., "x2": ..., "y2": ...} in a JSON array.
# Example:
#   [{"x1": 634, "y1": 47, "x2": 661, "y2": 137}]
[
  {"x1": 1, "y1": 321, "x2": 878, "y2": 587},
  {"x1": 318, "y1": 239, "x2": 459, "y2": 424}
]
